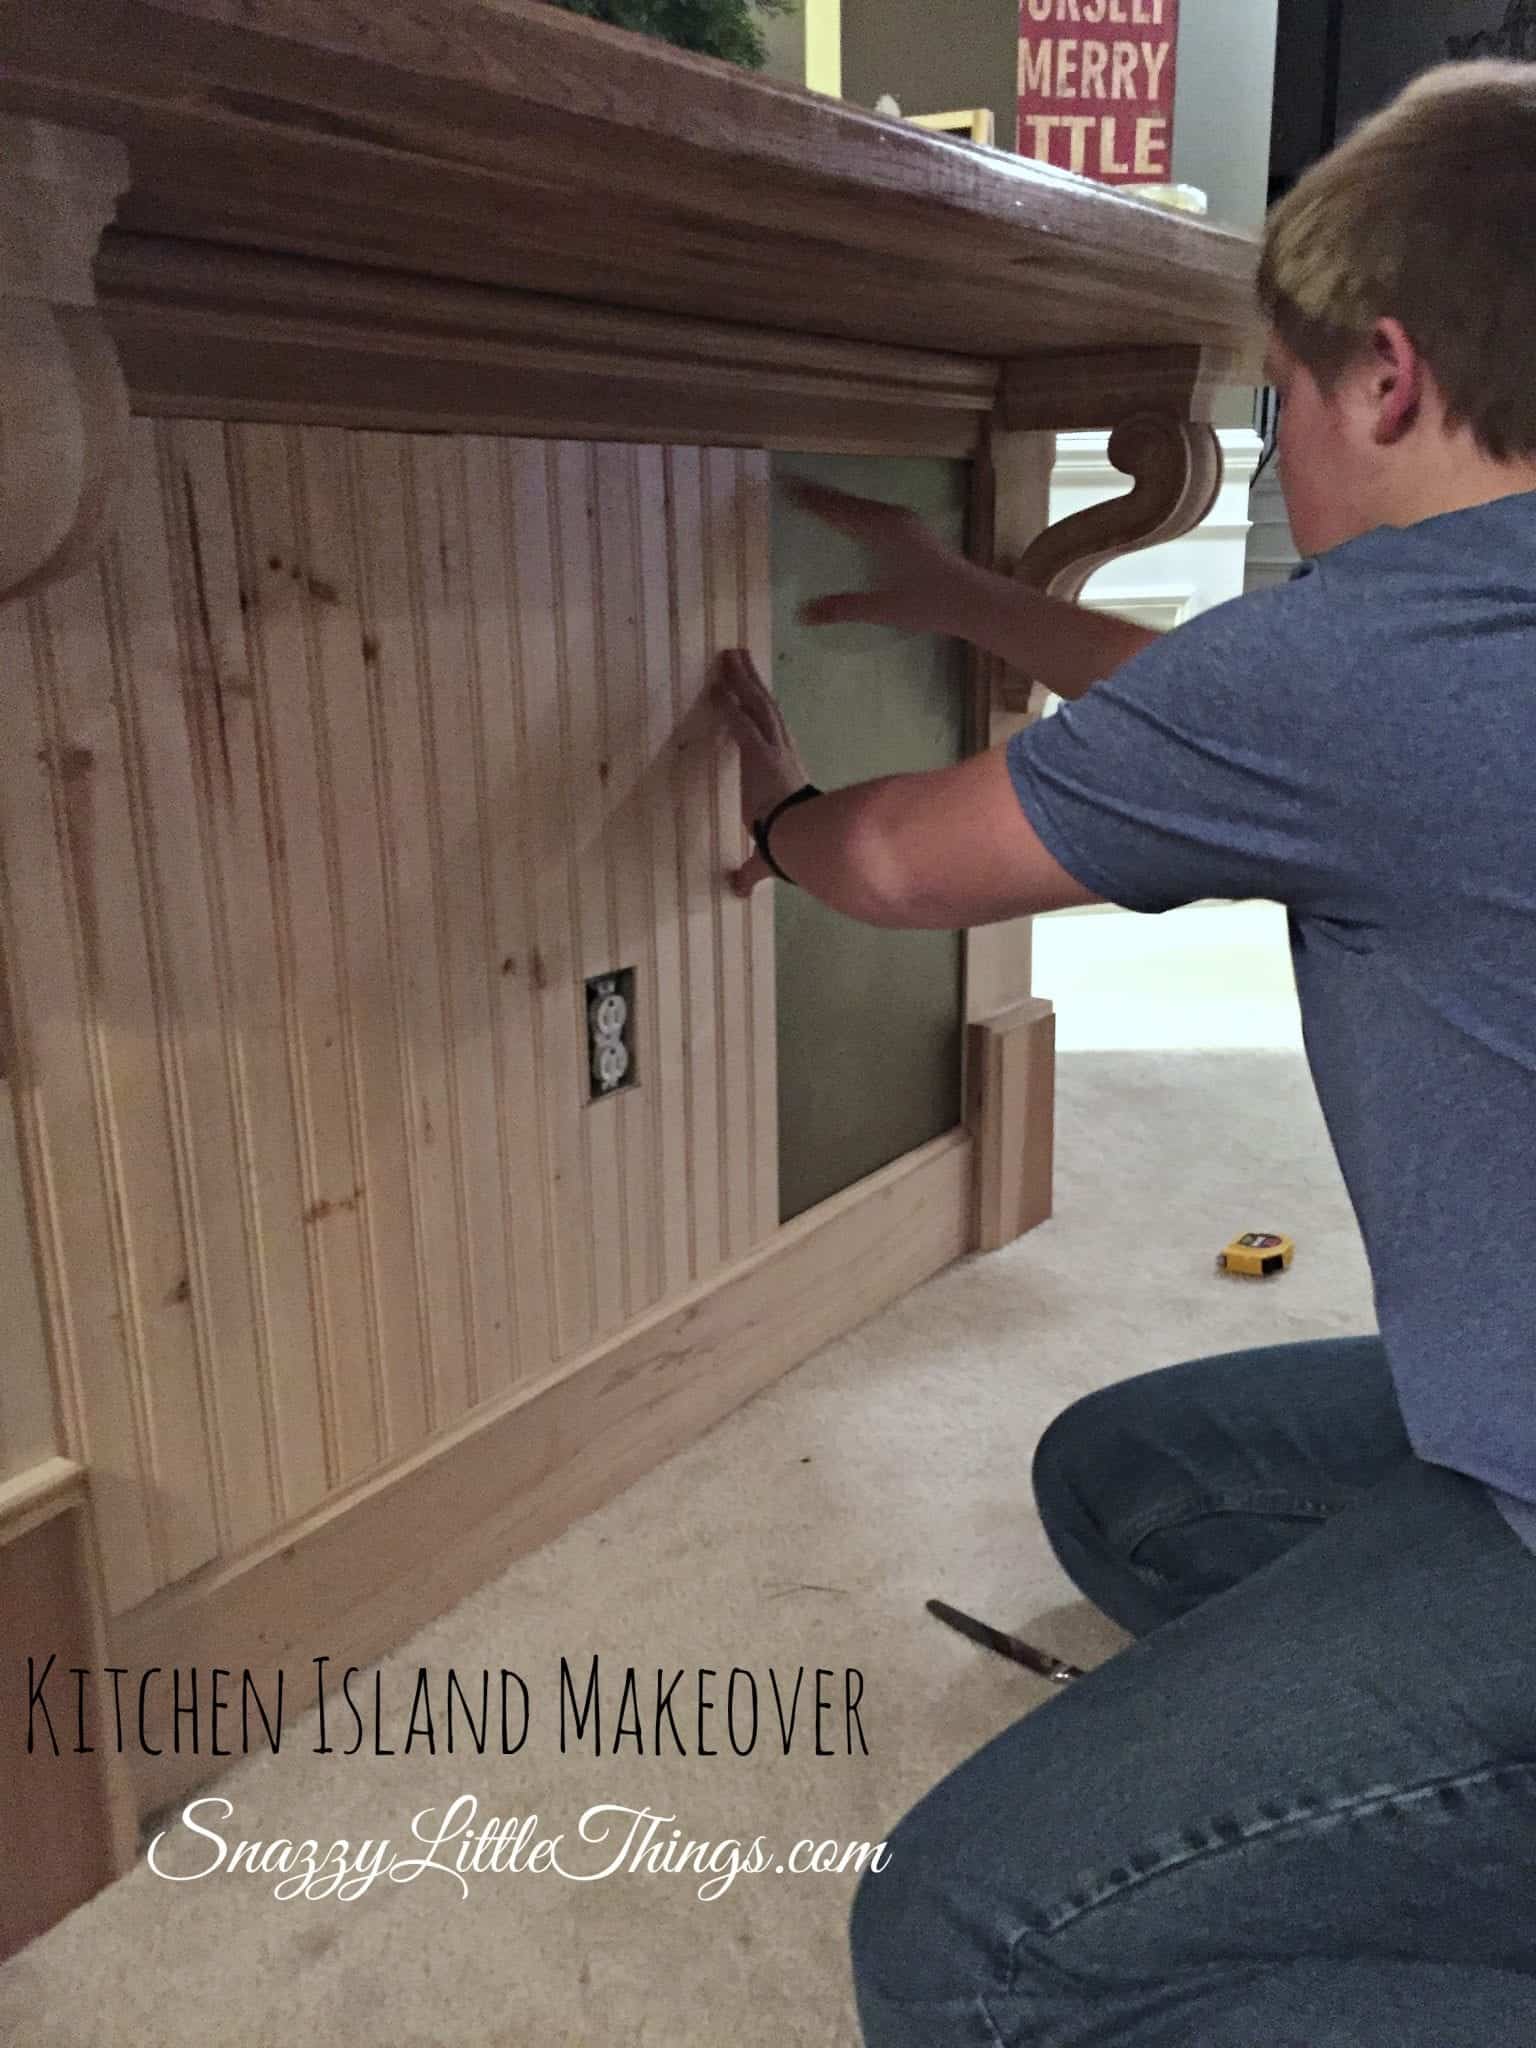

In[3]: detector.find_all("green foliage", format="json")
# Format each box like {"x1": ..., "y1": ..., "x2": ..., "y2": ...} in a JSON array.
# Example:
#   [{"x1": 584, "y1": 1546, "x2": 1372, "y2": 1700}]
[{"x1": 544, "y1": 0, "x2": 796, "y2": 70}]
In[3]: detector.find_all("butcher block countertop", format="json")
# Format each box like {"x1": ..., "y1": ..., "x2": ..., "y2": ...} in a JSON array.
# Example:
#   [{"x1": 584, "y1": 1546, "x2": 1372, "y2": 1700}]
[{"x1": 0, "y1": 0, "x2": 1265, "y2": 446}]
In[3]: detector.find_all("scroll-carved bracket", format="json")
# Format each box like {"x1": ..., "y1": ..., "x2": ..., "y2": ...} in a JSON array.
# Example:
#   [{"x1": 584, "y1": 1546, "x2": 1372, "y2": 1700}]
[
  {"x1": 993, "y1": 410, "x2": 1223, "y2": 713},
  {"x1": 0, "y1": 117, "x2": 131, "y2": 606}
]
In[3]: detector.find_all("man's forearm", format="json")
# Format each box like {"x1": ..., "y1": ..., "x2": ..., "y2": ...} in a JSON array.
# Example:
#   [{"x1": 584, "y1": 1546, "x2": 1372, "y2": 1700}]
[
  {"x1": 751, "y1": 776, "x2": 910, "y2": 925},
  {"x1": 946, "y1": 560, "x2": 1162, "y2": 701}
]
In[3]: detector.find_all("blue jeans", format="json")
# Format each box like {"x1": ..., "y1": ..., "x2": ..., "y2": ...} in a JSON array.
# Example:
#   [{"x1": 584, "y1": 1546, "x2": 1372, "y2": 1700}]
[{"x1": 851, "y1": 1336, "x2": 1536, "y2": 2045}]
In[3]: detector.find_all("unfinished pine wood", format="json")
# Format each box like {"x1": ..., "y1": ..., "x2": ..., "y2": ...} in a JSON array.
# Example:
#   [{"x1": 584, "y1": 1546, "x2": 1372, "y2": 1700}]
[
  {"x1": 235, "y1": 424, "x2": 385, "y2": 1478},
  {"x1": 1001, "y1": 344, "x2": 1242, "y2": 433},
  {"x1": 555, "y1": 440, "x2": 626, "y2": 1340},
  {"x1": 0, "y1": 1457, "x2": 82, "y2": 1542},
  {"x1": 461, "y1": 436, "x2": 559, "y2": 1389},
  {"x1": 1015, "y1": 414, "x2": 1225, "y2": 602},
  {"x1": 959, "y1": 411, "x2": 1219, "y2": 1232},
  {"x1": 669, "y1": 448, "x2": 725, "y2": 1283},
  {"x1": 502, "y1": 439, "x2": 594, "y2": 1362},
  {"x1": 96, "y1": 238, "x2": 995, "y2": 458},
  {"x1": 0, "y1": 591, "x2": 154, "y2": 1590},
  {"x1": 0, "y1": 304, "x2": 130, "y2": 607},
  {"x1": 413, "y1": 434, "x2": 520, "y2": 1405},
  {"x1": 0, "y1": 420, "x2": 781, "y2": 1615},
  {"x1": 116, "y1": 425, "x2": 287, "y2": 1554},
  {"x1": 294, "y1": 427, "x2": 435, "y2": 1455},
  {"x1": 742, "y1": 464, "x2": 780, "y2": 1246},
  {"x1": 705, "y1": 448, "x2": 756, "y2": 1268},
  {"x1": 165, "y1": 419, "x2": 333, "y2": 1527},
  {"x1": 968, "y1": 998, "x2": 1056, "y2": 1251},
  {"x1": 0, "y1": 2, "x2": 1262, "y2": 370},
  {"x1": 0, "y1": 117, "x2": 131, "y2": 605},
  {"x1": 962, "y1": 422, "x2": 1057, "y2": 1029},
  {"x1": 0, "y1": 1467, "x2": 135, "y2": 1961},
  {"x1": 999, "y1": 414, "x2": 1223, "y2": 712},
  {"x1": 0, "y1": 1082, "x2": 60, "y2": 1486},
  {"x1": 635, "y1": 447, "x2": 694, "y2": 1296},
  {"x1": 0, "y1": 0, "x2": 1272, "y2": 1955},
  {"x1": 118, "y1": 1126, "x2": 971, "y2": 1816}
]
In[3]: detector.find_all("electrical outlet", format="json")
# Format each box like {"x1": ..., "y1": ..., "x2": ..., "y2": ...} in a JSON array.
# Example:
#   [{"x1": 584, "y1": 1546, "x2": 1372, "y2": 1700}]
[{"x1": 586, "y1": 968, "x2": 636, "y2": 1100}]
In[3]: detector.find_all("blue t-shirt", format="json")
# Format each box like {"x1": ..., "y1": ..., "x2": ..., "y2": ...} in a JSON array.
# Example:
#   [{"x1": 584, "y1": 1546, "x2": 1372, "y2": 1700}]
[{"x1": 1006, "y1": 489, "x2": 1536, "y2": 1550}]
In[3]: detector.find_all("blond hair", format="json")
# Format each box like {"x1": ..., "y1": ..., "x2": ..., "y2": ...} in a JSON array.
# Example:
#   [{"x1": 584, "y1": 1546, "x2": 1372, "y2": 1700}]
[{"x1": 1258, "y1": 59, "x2": 1536, "y2": 458}]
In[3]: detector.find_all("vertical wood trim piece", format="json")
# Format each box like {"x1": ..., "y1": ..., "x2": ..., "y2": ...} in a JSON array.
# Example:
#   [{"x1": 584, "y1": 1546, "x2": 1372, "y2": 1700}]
[
  {"x1": 596, "y1": 443, "x2": 662, "y2": 1317},
  {"x1": 963, "y1": 425, "x2": 1058, "y2": 1256},
  {"x1": 968, "y1": 997, "x2": 1055, "y2": 1251},
  {"x1": 0, "y1": 581, "x2": 157, "y2": 1606},
  {"x1": 0, "y1": 1478, "x2": 135, "y2": 1962},
  {"x1": 742, "y1": 452, "x2": 779, "y2": 1245},
  {"x1": 964, "y1": 422, "x2": 1057, "y2": 1026},
  {"x1": 704, "y1": 448, "x2": 754, "y2": 1267},
  {"x1": 0, "y1": 1082, "x2": 60, "y2": 1482}
]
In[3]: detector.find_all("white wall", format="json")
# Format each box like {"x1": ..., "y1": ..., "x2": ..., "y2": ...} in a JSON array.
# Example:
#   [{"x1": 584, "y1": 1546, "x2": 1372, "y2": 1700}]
[
  {"x1": 1246, "y1": 459, "x2": 1299, "y2": 591},
  {"x1": 1032, "y1": 426, "x2": 1304, "y2": 1053},
  {"x1": 1171, "y1": 0, "x2": 1282, "y2": 230},
  {"x1": 1033, "y1": 900, "x2": 1303, "y2": 1049}
]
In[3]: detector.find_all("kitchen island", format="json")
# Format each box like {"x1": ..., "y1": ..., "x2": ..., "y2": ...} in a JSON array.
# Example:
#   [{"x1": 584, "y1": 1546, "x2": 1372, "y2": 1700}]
[{"x1": 0, "y1": 0, "x2": 1261, "y2": 1949}]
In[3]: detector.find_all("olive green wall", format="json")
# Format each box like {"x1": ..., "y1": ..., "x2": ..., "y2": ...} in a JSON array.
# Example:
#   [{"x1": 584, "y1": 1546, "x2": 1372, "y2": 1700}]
[
  {"x1": 770, "y1": 454, "x2": 971, "y2": 1222},
  {"x1": 764, "y1": 6, "x2": 1283, "y2": 1212}
]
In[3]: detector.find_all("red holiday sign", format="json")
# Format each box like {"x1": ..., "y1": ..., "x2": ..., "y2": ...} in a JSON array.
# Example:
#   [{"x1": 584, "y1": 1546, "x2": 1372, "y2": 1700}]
[{"x1": 1017, "y1": 0, "x2": 1179, "y2": 185}]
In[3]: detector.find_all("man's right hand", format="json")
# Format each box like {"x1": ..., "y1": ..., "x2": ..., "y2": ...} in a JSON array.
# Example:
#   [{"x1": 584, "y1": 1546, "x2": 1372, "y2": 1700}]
[
  {"x1": 787, "y1": 477, "x2": 981, "y2": 639},
  {"x1": 785, "y1": 474, "x2": 1162, "y2": 701}
]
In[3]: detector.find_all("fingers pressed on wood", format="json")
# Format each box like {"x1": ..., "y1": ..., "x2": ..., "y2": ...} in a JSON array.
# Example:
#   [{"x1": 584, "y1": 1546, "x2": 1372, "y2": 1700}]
[
  {"x1": 715, "y1": 648, "x2": 779, "y2": 746},
  {"x1": 730, "y1": 849, "x2": 771, "y2": 898}
]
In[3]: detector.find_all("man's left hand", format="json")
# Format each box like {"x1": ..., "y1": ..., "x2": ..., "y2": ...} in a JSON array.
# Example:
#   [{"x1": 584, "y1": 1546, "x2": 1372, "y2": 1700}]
[{"x1": 711, "y1": 647, "x2": 814, "y2": 899}]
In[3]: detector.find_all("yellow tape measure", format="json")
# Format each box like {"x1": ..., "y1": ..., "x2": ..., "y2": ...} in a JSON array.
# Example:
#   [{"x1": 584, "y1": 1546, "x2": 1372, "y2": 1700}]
[{"x1": 1217, "y1": 1231, "x2": 1295, "y2": 1278}]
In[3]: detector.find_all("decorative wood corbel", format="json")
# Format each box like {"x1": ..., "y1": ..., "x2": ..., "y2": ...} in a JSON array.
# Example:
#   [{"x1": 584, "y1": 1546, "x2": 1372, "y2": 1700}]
[
  {"x1": 993, "y1": 408, "x2": 1223, "y2": 714},
  {"x1": 962, "y1": 349, "x2": 1237, "y2": 1246},
  {"x1": 0, "y1": 117, "x2": 131, "y2": 605},
  {"x1": 988, "y1": 343, "x2": 1235, "y2": 712}
]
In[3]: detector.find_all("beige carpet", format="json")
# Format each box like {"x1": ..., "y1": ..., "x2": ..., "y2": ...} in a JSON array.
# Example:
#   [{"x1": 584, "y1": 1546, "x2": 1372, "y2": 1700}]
[{"x1": 0, "y1": 1050, "x2": 1376, "y2": 2048}]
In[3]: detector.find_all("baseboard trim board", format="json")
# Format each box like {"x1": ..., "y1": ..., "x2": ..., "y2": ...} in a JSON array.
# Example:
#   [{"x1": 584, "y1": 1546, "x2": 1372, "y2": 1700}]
[{"x1": 113, "y1": 1127, "x2": 974, "y2": 1820}]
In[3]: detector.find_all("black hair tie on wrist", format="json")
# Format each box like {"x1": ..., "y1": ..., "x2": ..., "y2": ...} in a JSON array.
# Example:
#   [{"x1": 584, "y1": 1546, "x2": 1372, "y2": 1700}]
[{"x1": 752, "y1": 783, "x2": 822, "y2": 884}]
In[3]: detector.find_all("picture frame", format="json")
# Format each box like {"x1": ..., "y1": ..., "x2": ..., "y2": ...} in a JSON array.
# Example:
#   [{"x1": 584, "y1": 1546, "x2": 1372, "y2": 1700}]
[{"x1": 905, "y1": 107, "x2": 997, "y2": 146}]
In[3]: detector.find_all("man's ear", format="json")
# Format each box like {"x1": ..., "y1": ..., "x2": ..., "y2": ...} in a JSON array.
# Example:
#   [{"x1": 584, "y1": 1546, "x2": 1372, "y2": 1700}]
[{"x1": 1370, "y1": 317, "x2": 1425, "y2": 444}]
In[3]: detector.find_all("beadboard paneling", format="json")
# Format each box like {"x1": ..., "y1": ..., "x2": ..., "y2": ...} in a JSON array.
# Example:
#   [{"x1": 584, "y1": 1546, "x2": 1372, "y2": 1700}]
[{"x1": 0, "y1": 419, "x2": 777, "y2": 1614}]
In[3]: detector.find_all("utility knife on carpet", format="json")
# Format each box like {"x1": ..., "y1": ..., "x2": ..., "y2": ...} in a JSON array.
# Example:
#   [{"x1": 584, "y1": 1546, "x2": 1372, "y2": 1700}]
[{"x1": 926, "y1": 1599, "x2": 1085, "y2": 1684}]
